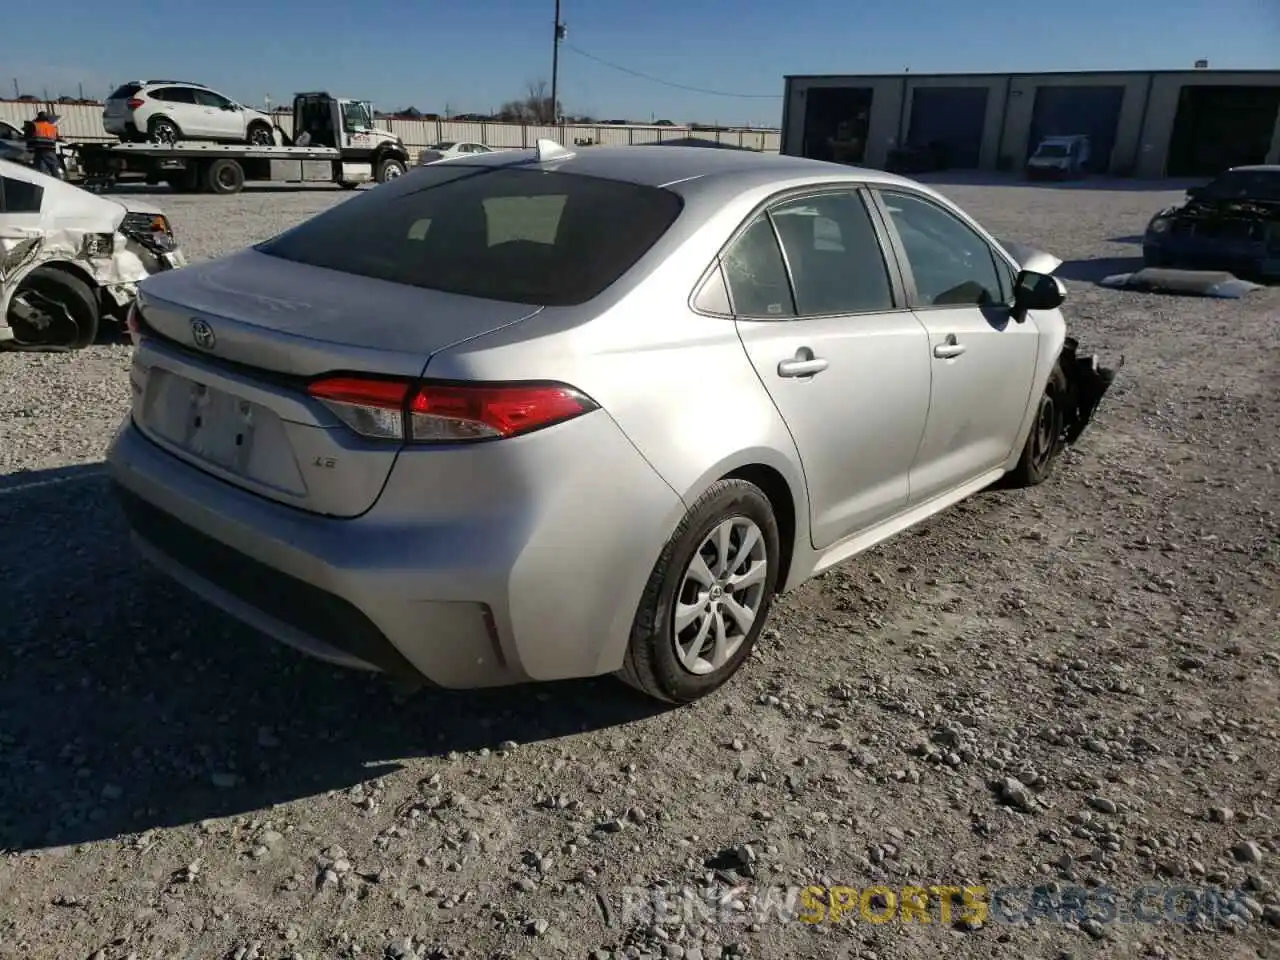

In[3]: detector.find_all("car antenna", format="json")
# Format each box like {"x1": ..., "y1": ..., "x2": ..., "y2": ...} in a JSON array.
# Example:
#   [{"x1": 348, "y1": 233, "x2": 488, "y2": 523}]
[{"x1": 534, "y1": 138, "x2": 575, "y2": 163}]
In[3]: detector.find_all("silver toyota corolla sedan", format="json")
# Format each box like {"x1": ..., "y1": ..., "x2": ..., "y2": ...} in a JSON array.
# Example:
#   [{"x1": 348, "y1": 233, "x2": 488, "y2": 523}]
[{"x1": 107, "y1": 142, "x2": 1117, "y2": 704}]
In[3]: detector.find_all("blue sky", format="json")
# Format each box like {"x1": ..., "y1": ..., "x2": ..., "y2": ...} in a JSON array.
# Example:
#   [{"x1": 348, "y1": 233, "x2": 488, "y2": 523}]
[{"x1": 7, "y1": 0, "x2": 1278, "y2": 125}]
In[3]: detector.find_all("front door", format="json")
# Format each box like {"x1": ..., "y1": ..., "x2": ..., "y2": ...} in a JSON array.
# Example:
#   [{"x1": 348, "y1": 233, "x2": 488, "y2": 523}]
[
  {"x1": 725, "y1": 189, "x2": 932, "y2": 550},
  {"x1": 871, "y1": 188, "x2": 1040, "y2": 505},
  {"x1": 193, "y1": 89, "x2": 243, "y2": 140}
]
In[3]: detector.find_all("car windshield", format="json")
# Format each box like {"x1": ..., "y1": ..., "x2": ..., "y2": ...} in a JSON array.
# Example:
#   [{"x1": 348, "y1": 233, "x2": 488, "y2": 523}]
[
  {"x1": 1202, "y1": 170, "x2": 1280, "y2": 202},
  {"x1": 431, "y1": 142, "x2": 456, "y2": 151},
  {"x1": 1036, "y1": 144, "x2": 1069, "y2": 157},
  {"x1": 256, "y1": 165, "x2": 684, "y2": 306}
]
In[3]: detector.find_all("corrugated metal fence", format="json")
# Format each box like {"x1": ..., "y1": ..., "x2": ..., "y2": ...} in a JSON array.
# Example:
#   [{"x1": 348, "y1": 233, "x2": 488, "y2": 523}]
[{"x1": 0, "y1": 101, "x2": 781, "y2": 152}]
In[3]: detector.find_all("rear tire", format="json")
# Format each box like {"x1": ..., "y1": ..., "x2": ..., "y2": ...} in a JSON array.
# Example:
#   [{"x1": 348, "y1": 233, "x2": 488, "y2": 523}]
[
  {"x1": 2, "y1": 268, "x2": 99, "y2": 351},
  {"x1": 205, "y1": 158, "x2": 245, "y2": 195},
  {"x1": 1006, "y1": 364, "x2": 1067, "y2": 488},
  {"x1": 148, "y1": 116, "x2": 181, "y2": 145},
  {"x1": 617, "y1": 479, "x2": 780, "y2": 704}
]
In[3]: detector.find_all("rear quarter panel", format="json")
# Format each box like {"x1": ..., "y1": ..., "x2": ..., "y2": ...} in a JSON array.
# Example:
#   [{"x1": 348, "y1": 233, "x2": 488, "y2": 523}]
[{"x1": 423, "y1": 179, "x2": 815, "y2": 582}]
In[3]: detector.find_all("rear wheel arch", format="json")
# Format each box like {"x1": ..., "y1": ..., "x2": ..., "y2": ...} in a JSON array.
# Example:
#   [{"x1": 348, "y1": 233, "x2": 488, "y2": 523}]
[{"x1": 718, "y1": 463, "x2": 797, "y2": 592}]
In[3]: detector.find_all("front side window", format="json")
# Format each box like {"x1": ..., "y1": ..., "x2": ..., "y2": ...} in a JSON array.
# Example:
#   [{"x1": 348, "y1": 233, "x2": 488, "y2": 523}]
[
  {"x1": 769, "y1": 192, "x2": 895, "y2": 315},
  {"x1": 879, "y1": 190, "x2": 1004, "y2": 307},
  {"x1": 194, "y1": 89, "x2": 234, "y2": 109},
  {"x1": 342, "y1": 102, "x2": 372, "y2": 132},
  {"x1": 258, "y1": 166, "x2": 683, "y2": 307}
]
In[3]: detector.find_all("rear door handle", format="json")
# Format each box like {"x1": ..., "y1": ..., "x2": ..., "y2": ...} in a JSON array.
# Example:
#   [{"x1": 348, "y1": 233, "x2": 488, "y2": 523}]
[
  {"x1": 778, "y1": 356, "x2": 828, "y2": 377},
  {"x1": 933, "y1": 334, "x2": 966, "y2": 359}
]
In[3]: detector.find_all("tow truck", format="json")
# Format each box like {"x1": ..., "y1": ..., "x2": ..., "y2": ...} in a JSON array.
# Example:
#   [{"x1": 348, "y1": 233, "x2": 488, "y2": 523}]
[{"x1": 75, "y1": 93, "x2": 411, "y2": 195}]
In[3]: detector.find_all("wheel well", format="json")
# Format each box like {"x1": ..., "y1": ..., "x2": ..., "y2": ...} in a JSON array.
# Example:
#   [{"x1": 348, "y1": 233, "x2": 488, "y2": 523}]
[
  {"x1": 374, "y1": 146, "x2": 408, "y2": 165},
  {"x1": 721, "y1": 463, "x2": 796, "y2": 591},
  {"x1": 30, "y1": 260, "x2": 98, "y2": 297}
]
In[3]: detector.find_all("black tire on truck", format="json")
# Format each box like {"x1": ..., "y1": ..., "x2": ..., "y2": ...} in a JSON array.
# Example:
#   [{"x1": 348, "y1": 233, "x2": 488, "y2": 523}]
[
  {"x1": 376, "y1": 157, "x2": 406, "y2": 183},
  {"x1": 206, "y1": 158, "x2": 246, "y2": 195},
  {"x1": 1, "y1": 267, "x2": 100, "y2": 352}
]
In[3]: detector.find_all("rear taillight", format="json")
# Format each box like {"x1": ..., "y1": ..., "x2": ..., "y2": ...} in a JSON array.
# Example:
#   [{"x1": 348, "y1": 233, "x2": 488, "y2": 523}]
[
  {"x1": 126, "y1": 97, "x2": 145, "y2": 110},
  {"x1": 125, "y1": 302, "x2": 141, "y2": 346},
  {"x1": 306, "y1": 376, "x2": 599, "y2": 443}
]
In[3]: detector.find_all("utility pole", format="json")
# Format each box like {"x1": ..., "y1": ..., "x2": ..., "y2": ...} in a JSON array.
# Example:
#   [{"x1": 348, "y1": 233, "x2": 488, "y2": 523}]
[{"x1": 550, "y1": 0, "x2": 566, "y2": 126}]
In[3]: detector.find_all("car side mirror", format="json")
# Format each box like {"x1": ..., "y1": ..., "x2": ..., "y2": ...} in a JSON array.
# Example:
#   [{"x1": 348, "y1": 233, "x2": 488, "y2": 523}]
[{"x1": 1012, "y1": 270, "x2": 1066, "y2": 319}]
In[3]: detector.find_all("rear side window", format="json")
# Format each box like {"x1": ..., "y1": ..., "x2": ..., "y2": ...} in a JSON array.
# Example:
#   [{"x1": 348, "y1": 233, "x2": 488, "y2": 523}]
[
  {"x1": 257, "y1": 166, "x2": 684, "y2": 307},
  {"x1": 150, "y1": 87, "x2": 197, "y2": 104},
  {"x1": 769, "y1": 193, "x2": 895, "y2": 315},
  {"x1": 109, "y1": 83, "x2": 143, "y2": 100}
]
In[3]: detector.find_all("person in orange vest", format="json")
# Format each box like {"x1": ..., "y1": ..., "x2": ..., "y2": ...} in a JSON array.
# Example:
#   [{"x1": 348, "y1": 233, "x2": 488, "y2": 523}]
[{"x1": 22, "y1": 111, "x2": 62, "y2": 178}]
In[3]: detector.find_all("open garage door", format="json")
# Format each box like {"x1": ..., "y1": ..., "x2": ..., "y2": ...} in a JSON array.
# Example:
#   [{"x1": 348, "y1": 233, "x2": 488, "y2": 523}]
[
  {"x1": 1026, "y1": 85, "x2": 1126, "y2": 173},
  {"x1": 907, "y1": 87, "x2": 989, "y2": 169},
  {"x1": 802, "y1": 87, "x2": 874, "y2": 164},
  {"x1": 1167, "y1": 85, "x2": 1280, "y2": 177}
]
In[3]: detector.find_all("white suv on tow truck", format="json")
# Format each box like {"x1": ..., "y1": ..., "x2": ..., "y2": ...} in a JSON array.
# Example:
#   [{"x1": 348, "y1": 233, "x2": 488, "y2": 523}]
[{"x1": 103, "y1": 80, "x2": 277, "y2": 146}]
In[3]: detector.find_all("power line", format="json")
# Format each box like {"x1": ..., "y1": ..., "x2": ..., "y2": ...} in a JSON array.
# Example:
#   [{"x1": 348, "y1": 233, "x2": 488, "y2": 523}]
[{"x1": 563, "y1": 43, "x2": 782, "y2": 99}]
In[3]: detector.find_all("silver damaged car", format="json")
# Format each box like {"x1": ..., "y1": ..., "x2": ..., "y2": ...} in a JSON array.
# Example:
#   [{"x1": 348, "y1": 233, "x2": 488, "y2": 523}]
[{"x1": 107, "y1": 142, "x2": 1117, "y2": 704}]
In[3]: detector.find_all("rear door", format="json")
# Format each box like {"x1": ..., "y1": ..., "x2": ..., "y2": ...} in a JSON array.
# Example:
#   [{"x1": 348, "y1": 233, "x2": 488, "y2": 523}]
[
  {"x1": 870, "y1": 187, "x2": 1039, "y2": 505},
  {"x1": 727, "y1": 188, "x2": 932, "y2": 549},
  {"x1": 149, "y1": 86, "x2": 206, "y2": 137}
]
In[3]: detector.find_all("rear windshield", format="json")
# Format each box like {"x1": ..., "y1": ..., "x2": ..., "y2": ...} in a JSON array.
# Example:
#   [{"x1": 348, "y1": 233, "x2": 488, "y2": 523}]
[
  {"x1": 256, "y1": 165, "x2": 684, "y2": 306},
  {"x1": 109, "y1": 83, "x2": 143, "y2": 99}
]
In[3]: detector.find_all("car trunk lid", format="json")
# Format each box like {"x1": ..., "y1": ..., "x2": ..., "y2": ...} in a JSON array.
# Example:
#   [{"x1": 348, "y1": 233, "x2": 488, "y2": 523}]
[{"x1": 130, "y1": 250, "x2": 542, "y2": 517}]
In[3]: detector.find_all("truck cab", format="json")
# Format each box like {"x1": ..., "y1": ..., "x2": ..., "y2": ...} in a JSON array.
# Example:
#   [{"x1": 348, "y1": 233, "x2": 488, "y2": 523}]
[
  {"x1": 1026, "y1": 134, "x2": 1092, "y2": 180},
  {"x1": 291, "y1": 92, "x2": 407, "y2": 181}
]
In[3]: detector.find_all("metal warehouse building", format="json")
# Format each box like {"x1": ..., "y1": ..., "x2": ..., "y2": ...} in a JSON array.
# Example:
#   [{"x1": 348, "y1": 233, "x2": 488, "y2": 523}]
[{"x1": 780, "y1": 70, "x2": 1280, "y2": 178}]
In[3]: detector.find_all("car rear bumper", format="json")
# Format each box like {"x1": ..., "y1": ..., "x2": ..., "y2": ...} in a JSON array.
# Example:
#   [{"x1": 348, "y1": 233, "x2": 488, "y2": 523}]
[{"x1": 107, "y1": 414, "x2": 684, "y2": 689}]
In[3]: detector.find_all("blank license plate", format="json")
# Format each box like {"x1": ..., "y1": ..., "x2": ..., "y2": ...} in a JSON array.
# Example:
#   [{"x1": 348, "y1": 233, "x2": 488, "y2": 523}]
[{"x1": 182, "y1": 380, "x2": 259, "y2": 471}]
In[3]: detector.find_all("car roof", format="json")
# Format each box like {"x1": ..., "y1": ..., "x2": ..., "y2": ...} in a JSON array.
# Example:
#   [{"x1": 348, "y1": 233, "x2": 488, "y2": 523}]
[
  {"x1": 439, "y1": 144, "x2": 924, "y2": 194},
  {"x1": 1226, "y1": 164, "x2": 1280, "y2": 173}
]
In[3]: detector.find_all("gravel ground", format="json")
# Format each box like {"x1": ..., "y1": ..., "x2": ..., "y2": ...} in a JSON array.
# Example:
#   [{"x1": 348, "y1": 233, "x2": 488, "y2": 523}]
[{"x1": 1, "y1": 177, "x2": 1277, "y2": 960}]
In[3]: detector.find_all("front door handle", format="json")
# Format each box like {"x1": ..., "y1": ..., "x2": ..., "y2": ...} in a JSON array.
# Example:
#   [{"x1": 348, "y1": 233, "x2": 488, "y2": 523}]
[
  {"x1": 778, "y1": 350, "x2": 829, "y2": 378},
  {"x1": 933, "y1": 334, "x2": 966, "y2": 360}
]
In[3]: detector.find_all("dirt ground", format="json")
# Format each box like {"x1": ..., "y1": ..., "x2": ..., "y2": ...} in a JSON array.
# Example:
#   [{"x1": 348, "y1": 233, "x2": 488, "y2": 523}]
[{"x1": 0, "y1": 176, "x2": 1276, "y2": 960}]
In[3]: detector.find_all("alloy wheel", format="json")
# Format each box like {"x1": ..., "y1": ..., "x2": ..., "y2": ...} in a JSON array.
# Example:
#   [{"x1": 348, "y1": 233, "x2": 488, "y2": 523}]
[{"x1": 672, "y1": 516, "x2": 769, "y2": 675}]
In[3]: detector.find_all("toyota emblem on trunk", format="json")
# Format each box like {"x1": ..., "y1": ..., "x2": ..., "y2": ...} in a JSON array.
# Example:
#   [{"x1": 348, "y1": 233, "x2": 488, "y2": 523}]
[{"x1": 190, "y1": 318, "x2": 216, "y2": 351}]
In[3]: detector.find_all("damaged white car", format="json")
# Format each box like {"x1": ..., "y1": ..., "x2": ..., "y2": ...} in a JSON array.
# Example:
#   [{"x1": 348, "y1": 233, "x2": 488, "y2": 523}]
[{"x1": 1, "y1": 158, "x2": 184, "y2": 351}]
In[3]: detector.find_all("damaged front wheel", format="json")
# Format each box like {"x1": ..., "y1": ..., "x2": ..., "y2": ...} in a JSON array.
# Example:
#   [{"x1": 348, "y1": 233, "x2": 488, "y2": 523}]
[
  {"x1": 1, "y1": 268, "x2": 100, "y2": 351},
  {"x1": 1007, "y1": 365, "x2": 1067, "y2": 488}
]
